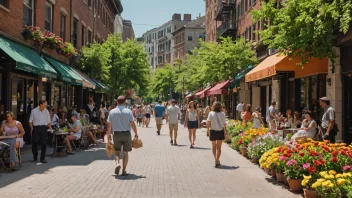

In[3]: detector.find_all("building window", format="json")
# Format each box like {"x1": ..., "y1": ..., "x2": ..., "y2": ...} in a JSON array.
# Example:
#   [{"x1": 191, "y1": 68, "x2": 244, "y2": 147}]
[
  {"x1": 167, "y1": 26, "x2": 171, "y2": 33},
  {"x1": 252, "y1": 24, "x2": 256, "y2": 41},
  {"x1": 188, "y1": 32, "x2": 193, "y2": 41},
  {"x1": 158, "y1": 56, "x2": 163, "y2": 64},
  {"x1": 0, "y1": 0, "x2": 9, "y2": 8},
  {"x1": 73, "y1": 19, "x2": 78, "y2": 47},
  {"x1": 60, "y1": 13, "x2": 65, "y2": 41},
  {"x1": 44, "y1": 2, "x2": 53, "y2": 31},
  {"x1": 23, "y1": 0, "x2": 34, "y2": 25},
  {"x1": 87, "y1": 29, "x2": 92, "y2": 43},
  {"x1": 81, "y1": 26, "x2": 85, "y2": 46},
  {"x1": 88, "y1": 0, "x2": 91, "y2": 8}
]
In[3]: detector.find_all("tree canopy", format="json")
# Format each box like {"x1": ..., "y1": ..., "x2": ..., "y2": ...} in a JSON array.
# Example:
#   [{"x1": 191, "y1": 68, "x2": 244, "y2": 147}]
[
  {"x1": 81, "y1": 34, "x2": 150, "y2": 97},
  {"x1": 150, "y1": 37, "x2": 257, "y2": 99},
  {"x1": 251, "y1": 0, "x2": 352, "y2": 65}
]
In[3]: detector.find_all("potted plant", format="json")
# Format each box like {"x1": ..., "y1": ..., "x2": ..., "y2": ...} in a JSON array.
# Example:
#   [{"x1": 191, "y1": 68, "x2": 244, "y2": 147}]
[
  {"x1": 284, "y1": 158, "x2": 304, "y2": 192},
  {"x1": 21, "y1": 25, "x2": 43, "y2": 47}
]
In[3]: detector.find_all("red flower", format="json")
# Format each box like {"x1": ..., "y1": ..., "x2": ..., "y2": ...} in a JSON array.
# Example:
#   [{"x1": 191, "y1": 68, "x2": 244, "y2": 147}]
[
  {"x1": 308, "y1": 166, "x2": 316, "y2": 173},
  {"x1": 331, "y1": 157, "x2": 338, "y2": 163},
  {"x1": 332, "y1": 150, "x2": 339, "y2": 157},
  {"x1": 320, "y1": 159, "x2": 325, "y2": 165},
  {"x1": 348, "y1": 153, "x2": 352, "y2": 158},
  {"x1": 287, "y1": 153, "x2": 292, "y2": 158},
  {"x1": 341, "y1": 150, "x2": 347, "y2": 155},
  {"x1": 313, "y1": 160, "x2": 321, "y2": 166},
  {"x1": 314, "y1": 142, "x2": 319, "y2": 146},
  {"x1": 287, "y1": 149, "x2": 293, "y2": 153},
  {"x1": 299, "y1": 152, "x2": 304, "y2": 157}
]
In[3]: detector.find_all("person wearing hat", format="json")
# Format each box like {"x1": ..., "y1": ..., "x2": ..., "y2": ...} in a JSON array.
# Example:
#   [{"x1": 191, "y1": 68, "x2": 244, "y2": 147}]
[
  {"x1": 165, "y1": 99, "x2": 180, "y2": 145},
  {"x1": 319, "y1": 97, "x2": 336, "y2": 143},
  {"x1": 107, "y1": 95, "x2": 138, "y2": 176}
]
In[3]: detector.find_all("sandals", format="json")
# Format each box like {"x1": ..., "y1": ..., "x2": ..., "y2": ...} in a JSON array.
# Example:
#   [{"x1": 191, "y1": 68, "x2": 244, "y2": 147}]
[
  {"x1": 174, "y1": 141, "x2": 177, "y2": 146},
  {"x1": 190, "y1": 145, "x2": 194, "y2": 149},
  {"x1": 121, "y1": 170, "x2": 129, "y2": 176},
  {"x1": 215, "y1": 160, "x2": 221, "y2": 168}
]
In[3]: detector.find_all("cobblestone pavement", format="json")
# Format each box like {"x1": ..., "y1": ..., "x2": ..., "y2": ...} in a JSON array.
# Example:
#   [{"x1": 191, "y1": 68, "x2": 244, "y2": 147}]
[{"x1": 0, "y1": 119, "x2": 302, "y2": 198}]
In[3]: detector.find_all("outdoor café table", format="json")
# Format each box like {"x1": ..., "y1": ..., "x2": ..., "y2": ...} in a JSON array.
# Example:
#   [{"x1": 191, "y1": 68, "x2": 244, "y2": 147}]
[
  {"x1": 283, "y1": 128, "x2": 298, "y2": 138},
  {"x1": 52, "y1": 131, "x2": 69, "y2": 158}
]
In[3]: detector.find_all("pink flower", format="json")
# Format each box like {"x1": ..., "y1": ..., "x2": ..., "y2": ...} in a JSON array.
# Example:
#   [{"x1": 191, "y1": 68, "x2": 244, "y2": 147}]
[
  {"x1": 303, "y1": 163, "x2": 310, "y2": 169},
  {"x1": 343, "y1": 165, "x2": 351, "y2": 172},
  {"x1": 286, "y1": 159, "x2": 297, "y2": 167},
  {"x1": 279, "y1": 156, "x2": 286, "y2": 161}
]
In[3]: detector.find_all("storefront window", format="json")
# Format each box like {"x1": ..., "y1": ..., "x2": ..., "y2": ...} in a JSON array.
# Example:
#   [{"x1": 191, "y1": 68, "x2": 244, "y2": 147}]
[
  {"x1": 300, "y1": 75, "x2": 326, "y2": 117},
  {"x1": 51, "y1": 84, "x2": 60, "y2": 113},
  {"x1": 67, "y1": 85, "x2": 75, "y2": 108},
  {"x1": 42, "y1": 82, "x2": 47, "y2": 101},
  {"x1": 62, "y1": 85, "x2": 66, "y2": 107}
]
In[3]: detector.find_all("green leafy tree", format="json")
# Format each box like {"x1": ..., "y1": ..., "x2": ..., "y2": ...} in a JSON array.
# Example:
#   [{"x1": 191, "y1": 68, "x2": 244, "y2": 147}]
[
  {"x1": 251, "y1": 0, "x2": 352, "y2": 65},
  {"x1": 150, "y1": 64, "x2": 176, "y2": 99},
  {"x1": 81, "y1": 42, "x2": 111, "y2": 82}
]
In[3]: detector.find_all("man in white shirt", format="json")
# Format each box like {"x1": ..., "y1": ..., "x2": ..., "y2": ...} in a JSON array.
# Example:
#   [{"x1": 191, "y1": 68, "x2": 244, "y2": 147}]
[
  {"x1": 165, "y1": 99, "x2": 180, "y2": 145},
  {"x1": 29, "y1": 100, "x2": 52, "y2": 163},
  {"x1": 236, "y1": 102, "x2": 244, "y2": 120}
]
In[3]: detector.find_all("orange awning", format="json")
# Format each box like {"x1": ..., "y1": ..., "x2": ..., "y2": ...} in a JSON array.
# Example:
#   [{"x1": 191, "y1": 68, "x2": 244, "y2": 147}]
[{"x1": 245, "y1": 54, "x2": 328, "y2": 82}]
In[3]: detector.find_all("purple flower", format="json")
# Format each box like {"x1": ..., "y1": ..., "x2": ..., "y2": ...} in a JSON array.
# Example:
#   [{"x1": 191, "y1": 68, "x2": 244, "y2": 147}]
[
  {"x1": 303, "y1": 163, "x2": 310, "y2": 169},
  {"x1": 343, "y1": 165, "x2": 351, "y2": 172},
  {"x1": 279, "y1": 156, "x2": 287, "y2": 161}
]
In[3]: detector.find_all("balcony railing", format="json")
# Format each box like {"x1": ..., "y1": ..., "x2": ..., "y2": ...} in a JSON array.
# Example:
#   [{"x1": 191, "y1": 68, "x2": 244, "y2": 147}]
[
  {"x1": 215, "y1": 0, "x2": 235, "y2": 21},
  {"x1": 216, "y1": 20, "x2": 237, "y2": 41}
]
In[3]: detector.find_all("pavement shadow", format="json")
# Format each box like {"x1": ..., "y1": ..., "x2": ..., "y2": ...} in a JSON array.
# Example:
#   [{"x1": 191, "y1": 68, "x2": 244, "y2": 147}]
[
  {"x1": 264, "y1": 177, "x2": 302, "y2": 194},
  {"x1": 192, "y1": 147, "x2": 211, "y2": 150},
  {"x1": 174, "y1": 144, "x2": 188, "y2": 147},
  {"x1": 115, "y1": 174, "x2": 146, "y2": 180},
  {"x1": 0, "y1": 145, "x2": 113, "y2": 188},
  {"x1": 217, "y1": 165, "x2": 240, "y2": 170}
]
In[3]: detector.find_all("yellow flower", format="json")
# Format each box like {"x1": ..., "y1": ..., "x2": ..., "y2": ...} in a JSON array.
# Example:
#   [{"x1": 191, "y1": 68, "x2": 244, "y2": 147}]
[
  {"x1": 337, "y1": 179, "x2": 346, "y2": 185},
  {"x1": 335, "y1": 174, "x2": 343, "y2": 178},
  {"x1": 312, "y1": 181, "x2": 322, "y2": 188},
  {"x1": 320, "y1": 171, "x2": 328, "y2": 177},
  {"x1": 327, "y1": 183, "x2": 334, "y2": 188},
  {"x1": 328, "y1": 170, "x2": 337, "y2": 175},
  {"x1": 324, "y1": 174, "x2": 335, "y2": 179},
  {"x1": 322, "y1": 181, "x2": 331, "y2": 187},
  {"x1": 303, "y1": 175, "x2": 312, "y2": 180},
  {"x1": 301, "y1": 179, "x2": 309, "y2": 186},
  {"x1": 343, "y1": 173, "x2": 352, "y2": 178},
  {"x1": 317, "y1": 179, "x2": 325, "y2": 182}
]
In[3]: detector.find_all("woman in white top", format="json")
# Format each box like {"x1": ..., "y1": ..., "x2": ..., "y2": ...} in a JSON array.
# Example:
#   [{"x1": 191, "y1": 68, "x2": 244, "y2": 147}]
[
  {"x1": 184, "y1": 101, "x2": 200, "y2": 148},
  {"x1": 291, "y1": 111, "x2": 317, "y2": 140},
  {"x1": 207, "y1": 101, "x2": 227, "y2": 168},
  {"x1": 252, "y1": 107, "x2": 264, "y2": 129}
]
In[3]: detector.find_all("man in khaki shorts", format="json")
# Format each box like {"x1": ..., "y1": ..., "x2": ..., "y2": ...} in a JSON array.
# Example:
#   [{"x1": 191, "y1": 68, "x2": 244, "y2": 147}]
[
  {"x1": 166, "y1": 99, "x2": 180, "y2": 145},
  {"x1": 107, "y1": 96, "x2": 138, "y2": 176},
  {"x1": 154, "y1": 101, "x2": 165, "y2": 135}
]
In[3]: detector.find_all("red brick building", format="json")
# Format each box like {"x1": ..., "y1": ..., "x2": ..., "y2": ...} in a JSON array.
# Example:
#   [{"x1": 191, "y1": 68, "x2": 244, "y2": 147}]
[{"x1": 0, "y1": 0, "x2": 122, "y2": 144}]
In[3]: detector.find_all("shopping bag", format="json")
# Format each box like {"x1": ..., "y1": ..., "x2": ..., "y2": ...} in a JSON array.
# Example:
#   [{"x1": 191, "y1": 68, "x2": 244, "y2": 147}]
[
  {"x1": 132, "y1": 137, "x2": 143, "y2": 149},
  {"x1": 106, "y1": 141, "x2": 114, "y2": 157}
]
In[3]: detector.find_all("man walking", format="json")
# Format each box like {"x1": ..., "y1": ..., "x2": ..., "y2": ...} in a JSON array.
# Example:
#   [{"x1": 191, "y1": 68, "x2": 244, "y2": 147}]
[
  {"x1": 319, "y1": 97, "x2": 337, "y2": 143},
  {"x1": 154, "y1": 101, "x2": 165, "y2": 135},
  {"x1": 166, "y1": 99, "x2": 180, "y2": 145},
  {"x1": 266, "y1": 101, "x2": 278, "y2": 132},
  {"x1": 144, "y1": 103, "x2": 152, "y2": 127},
  {"x1": 107, "y1": 96, "x2": 138, "y2": 176},
  {"x1": 29, "y1": 100, "x2": 52, "y2": 163},
  {"x1": 180, "y1": 98, "x2": 188, "y2": 125},
  {"x1": 236, "y1": 102, "x2": 244, "y2": 120}
]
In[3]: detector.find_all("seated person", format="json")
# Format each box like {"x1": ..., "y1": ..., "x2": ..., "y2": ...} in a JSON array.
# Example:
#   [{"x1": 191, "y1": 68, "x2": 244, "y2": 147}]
[
  {"x1": 293, "y1": 111, "x2": 301, "y2": 129},
  {"x1": 65, "y1": 114, "x2": 82, "y2": 154},
  {"x1": 291, "y1": 111, "x2": 317, "y2": 140}
]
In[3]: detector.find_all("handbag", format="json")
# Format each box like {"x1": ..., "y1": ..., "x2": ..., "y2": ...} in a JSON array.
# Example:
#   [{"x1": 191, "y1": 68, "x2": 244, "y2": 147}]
[
  {"x1": 132, "y1": 137, "x2": 143, "y2": 149},
  {"x1": 106, "y1": 141, "x2": 114, "y2": 158}
]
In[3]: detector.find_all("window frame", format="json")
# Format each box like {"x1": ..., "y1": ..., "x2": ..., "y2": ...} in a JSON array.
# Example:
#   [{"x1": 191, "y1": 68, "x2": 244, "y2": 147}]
[
  {"x1": 188, "y1": 32, "x2": 193, "y2": 41},
  {"x1": 60, "y1": 13, "x2": 66, "y2": 41},
  {"x1": 87, "y1": 29, "x2": 92, "y2": 44},
  {"x1": 0, "y1": 0, "x2": 9, "y2": 9},
  {"x1": 73, "y1": 18, "x2": 78, "y2": 48},
  {"x1": 44, "y1": 1, "x2": 53, "y2": 32},
  {"x1": 23, "y1": 0, "x2": 34, "y2": 26},
  {"x1": 81, "y1": 25, "x2": 85, "y2": 46}
]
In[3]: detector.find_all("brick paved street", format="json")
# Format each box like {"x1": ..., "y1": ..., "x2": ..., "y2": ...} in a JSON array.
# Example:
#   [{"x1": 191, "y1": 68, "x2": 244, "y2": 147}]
[{"x1": 0, "y1": 119, "x2": 301, "y2": 198}]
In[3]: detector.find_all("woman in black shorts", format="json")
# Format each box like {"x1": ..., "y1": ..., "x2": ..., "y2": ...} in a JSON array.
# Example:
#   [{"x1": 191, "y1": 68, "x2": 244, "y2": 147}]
[
  {"x1": 206, "y1": 101, "x2": 227, "y2": 168},
  {"x1": 184, "y1": 101, "x2": 200, "y2": 148}
]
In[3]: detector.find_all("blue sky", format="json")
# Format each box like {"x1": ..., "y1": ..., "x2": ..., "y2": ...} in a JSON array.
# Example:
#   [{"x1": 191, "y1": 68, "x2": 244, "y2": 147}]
[{"x1": 120, "y1": 0, "x2": 205, "y2": 37}]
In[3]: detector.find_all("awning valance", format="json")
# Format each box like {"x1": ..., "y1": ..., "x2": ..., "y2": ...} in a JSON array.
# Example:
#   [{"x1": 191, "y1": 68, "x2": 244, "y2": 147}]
[
  {"x1": 208, "y1": 80, "x2": 230, "y2": 95},
  {"x1": 0, "y1": 36, "x2": 57, "y2": 78},
  {"x1": 72, "y1": 69, "x2": 96, "y2": 89},
  {"x1": 245, "y1": 54, "x2": 328, "y2": 82},
  {"x1": 195, "y1": 87, "x2": 212, "y2": 98},
  {"x1": 44, "y1": 56, "x2": 83, "y2": 86},
  {"x1": 232, "y1": 65, "x2": 254, "y2": 88}
]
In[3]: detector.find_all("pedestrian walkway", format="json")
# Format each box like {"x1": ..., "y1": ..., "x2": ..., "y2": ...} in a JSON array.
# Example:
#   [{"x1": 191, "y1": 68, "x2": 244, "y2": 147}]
[{"x1": 0, "y1": 119, "x2": 301, "y2": 198}]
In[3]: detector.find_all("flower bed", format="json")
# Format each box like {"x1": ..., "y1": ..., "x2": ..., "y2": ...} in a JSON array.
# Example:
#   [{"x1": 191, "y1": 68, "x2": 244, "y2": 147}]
[{"x1": 226, "y1": 120, "x2": 352, "y2": 197}]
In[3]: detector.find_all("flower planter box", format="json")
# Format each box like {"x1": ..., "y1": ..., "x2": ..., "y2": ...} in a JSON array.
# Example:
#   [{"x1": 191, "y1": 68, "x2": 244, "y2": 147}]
[
  {"x1": 275, "y1": 171, "x2": 284, "y2": 183},
  {"x1": 303, "y1": 188, "x2": 319, "y2": 198},
  {"x1": 288, "y1": 179, "x2": 303, "y2": 192},
  {"x1": 271, "y1": 169, "x2": 276, "y2": 178},
  {"x1": 251, "y1": 157, "x2": 259, "y2": 164}
]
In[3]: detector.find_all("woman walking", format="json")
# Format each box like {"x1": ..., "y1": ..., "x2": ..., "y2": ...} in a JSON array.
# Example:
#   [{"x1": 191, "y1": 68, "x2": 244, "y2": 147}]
[
  {"x1": 242, "y1": 104, "x2": 252, "y2": 123},
  {"x1": 252, "y1": 107, "x2": 264, "y2": 129},
  {"x1": 184, "y1": 101, "x2": 200, "y2": 148},
  {"x1": 206, "y1": 102, "x2": 227, "y2": 168}
]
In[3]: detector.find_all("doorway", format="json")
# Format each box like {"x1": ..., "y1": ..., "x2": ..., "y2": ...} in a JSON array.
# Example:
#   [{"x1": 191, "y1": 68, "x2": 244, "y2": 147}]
[
  {"x1": 343, "y1": 74, "x2": 352, "y2": 144},
  {"x1": 11, "y1": 77, "x2": 38, "y2": 145}
]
